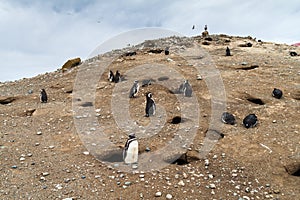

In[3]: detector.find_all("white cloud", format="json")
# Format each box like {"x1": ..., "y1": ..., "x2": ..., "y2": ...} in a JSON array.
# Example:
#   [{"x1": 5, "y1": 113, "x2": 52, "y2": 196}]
[{"x1": 0, "y1": 0, "x2": 299, "y2": 81}]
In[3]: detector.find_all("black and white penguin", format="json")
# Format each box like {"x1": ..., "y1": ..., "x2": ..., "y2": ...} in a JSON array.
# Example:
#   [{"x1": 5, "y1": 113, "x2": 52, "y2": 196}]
[
  {"x1": 192, "y1": 25, "x2": 195, "y2": 30},
  {"x1": 123, "y1": 133, "x2": 138, "y2": 164},
  {"x1": 40, "y1": 89, "x2": 48, "y2": 103},
  {"x1": 243, "y1": 114, "x2": 258, "y2": 128},
  {"x1": 108, "y1": 70, "x2": 114, "y2": 82},
  {"x1": 226, "y1": 47, "x2": 231, "y2": 56},
  {"x1": 129, "y1": 80, "x2": 139, "y2": 98},
  {"x1": 272, "y1": 88, "x2": 283, "y2": 99},
  {"x1": 221, "y1": 112, "x2": 235, "y2": 125},
  {"x1": 114, "y1": 70, "x2": 121, "y2": 83},
  {"x1": 145, "y1": 92, "x2": 156, "y2": 117},
  {"x1": 165, "y1": 47, "x2": 170, "y2": 55},
  {"x1": 179, "y1": 80, "x2": 192, "y2": 97},
  {"x1": 204, "y1": 25, "x2": 207, "y2": 31}
]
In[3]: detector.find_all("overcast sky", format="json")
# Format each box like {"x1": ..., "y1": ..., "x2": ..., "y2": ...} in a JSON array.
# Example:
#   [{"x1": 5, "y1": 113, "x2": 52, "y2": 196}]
[{"x1": 1, "y1": 0, "x2": 299, "y2": 82}]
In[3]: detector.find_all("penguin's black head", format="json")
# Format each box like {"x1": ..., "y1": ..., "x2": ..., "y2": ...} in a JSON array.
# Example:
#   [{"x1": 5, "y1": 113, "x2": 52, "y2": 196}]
[
  {"x1": 128, "y1": 133, "x2": 135, "y2": 139},
  {"x1": 146, "y1": 92, "x2": 152, "y2": 98},
  {"x1": 41, "y1": 89, "x2": 45, "y2": 92}
]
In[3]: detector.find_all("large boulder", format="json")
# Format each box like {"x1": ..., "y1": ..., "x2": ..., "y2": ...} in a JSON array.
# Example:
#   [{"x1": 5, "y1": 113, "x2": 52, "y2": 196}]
[{"x1": 61, "y1": 57, "x2": 81, "y2": 72}]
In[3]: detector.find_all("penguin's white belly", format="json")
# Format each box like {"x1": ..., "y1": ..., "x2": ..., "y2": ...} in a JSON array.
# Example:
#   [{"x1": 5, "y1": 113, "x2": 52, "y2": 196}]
[{"x1": 124, "y1": 140, "x2": 138, "y2": 164}]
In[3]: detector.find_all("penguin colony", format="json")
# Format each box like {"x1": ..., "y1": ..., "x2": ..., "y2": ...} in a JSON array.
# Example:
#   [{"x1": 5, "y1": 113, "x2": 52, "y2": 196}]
[{"x1": 106, "y1": 42, "x2": 285, "y2": 165}]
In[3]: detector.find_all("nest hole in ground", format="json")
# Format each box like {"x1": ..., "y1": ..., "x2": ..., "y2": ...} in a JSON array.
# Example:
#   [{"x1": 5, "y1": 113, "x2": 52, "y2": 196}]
[
  {"x1": 246, "y1": 97, "x2": 265, "y2": 105},
  {"x1": 239, "y1": 65, "x2": 259, "y2": 70},
  {"x1": 171, "y1": 116, "x2": 182, "y2": 124},
  {"x1": 0, "y1": 97, "x2": 16, "y2": 105}
]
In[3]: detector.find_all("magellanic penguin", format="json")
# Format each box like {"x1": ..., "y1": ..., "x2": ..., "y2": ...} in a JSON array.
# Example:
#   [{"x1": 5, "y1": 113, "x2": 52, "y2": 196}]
[
  {"x1": 243, "y1": 114, "x2": 258, "y2": 128},
  {"x1": 179, "y1": 80, "x2": 192, "y2": 97},
  {"x1": 114, "y1": 70, "x2": 121, "y2": 83},
  {"x1": 123, "y1": 133, "x2": 138, "y2": 164},
  {"x1": 164, "y1": 47, "x2": 170, "y2": 55},
  {"x1": 221, "y1": 112, "x2": 235, "y2": 125},
  {"x1": 272, "y1": 88, "x2": 283, "y2": 99},
  {"x1": 145, "y1": 92, "x2": 156, "y2": 117},
  {"x1": 108, "y1": 70, "x2": 114, "y2": 82},
  {"x1": 226, "y1": 47, "x2": 231, "y2": 56},
  {"x1": 129, "y1": 80, "x2": 139, "y2": 98},
  {"x1": 40, "y1": 89, "x2": 48, "y2": 103}
]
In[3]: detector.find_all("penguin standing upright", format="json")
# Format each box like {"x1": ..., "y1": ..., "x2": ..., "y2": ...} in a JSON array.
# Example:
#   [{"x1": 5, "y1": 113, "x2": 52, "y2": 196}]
[
  {"x1": 145, "y1": 92, "x2": 156, "y2": 117},
  {"x1": 114, "y1": 70, "x2": 121, "y2": 83},
  {"x1": 243, "y1": 114, "x2": 258, "y2": 128},
  {"x1": 129, "y1": 80, "x2": 139, "y2": 98},
  {"x1": 204, "y1": 25, "x2": 207, "y2": 31},
  {"x1": 108, "y1": 70, "x2": 114, "y2": 82},
  {"x1": 123, "y1": 133, "x2": 138, "y2": 164},
  {"x1": 40, "y1": 89, "x2": 48, "y2": 103},
  {"x1": 226, "y1": 47, "x2": 231, "y2": 56},
  {"x1": 164, "y1": 47, "x2": 170, "y2": 55},
  {"x1": 272, "y1": 88, "x2": 283, "y2": 99}
]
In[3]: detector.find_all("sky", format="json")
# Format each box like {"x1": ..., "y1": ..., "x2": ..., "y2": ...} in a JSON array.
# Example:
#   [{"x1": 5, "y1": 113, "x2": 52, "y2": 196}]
[{"x1": 0, "y1": 0, "x2": 299, "y2": 82}]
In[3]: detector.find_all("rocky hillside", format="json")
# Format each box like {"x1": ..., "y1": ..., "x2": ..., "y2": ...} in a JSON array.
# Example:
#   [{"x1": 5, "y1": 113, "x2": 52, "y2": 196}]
[{"x1": 0, "y1": 34, "x2": 299, "y2": 200}]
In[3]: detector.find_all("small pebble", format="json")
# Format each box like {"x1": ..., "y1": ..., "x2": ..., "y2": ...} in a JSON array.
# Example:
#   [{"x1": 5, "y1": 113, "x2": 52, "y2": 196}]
[
  {"x1": 209, "y1": 183, "x2": 216, "y2": 189},
  {"x1": 178, "y1": 180, "x2": 185, "y2": 186},
  {"x1": 155, "y1": 191, "x2": 162, "y2": 197},
  {"x1": 83, "y1": 151, "x2": 89, "y2": 155},
  {"x1": 36, "y1": 131, "x2": 42, "y2": 135},
  {"x1": 42, "y1": 172, "x2": 49, "y2": 176},
  {"x1": 124, "y1": 181, "x2": 131, "y2": 186},
  {"x1": 11, "y1": 165, "x2": 17, "y2": 169},
  {"x1": 166, "y1": 194, "x2": 173, "y2": 199}
]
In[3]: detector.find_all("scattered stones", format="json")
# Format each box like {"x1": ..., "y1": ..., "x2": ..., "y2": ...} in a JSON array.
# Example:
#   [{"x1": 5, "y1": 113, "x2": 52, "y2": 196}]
[
  {"x1": 166, "y1": 193, "x2": 173, "y2": 199},
  {"x1": 11, "y1": 165, "x2": 17, "y2": 169},
  {"x1": 36, "y1": 131, "x2": 42, "y2": 135},
  {"x1": 83, "y1": 151, "x2": 90, "y2": 155},
  {"x1": 209, "y1": 183, "x2": 216, "y2": 189}
]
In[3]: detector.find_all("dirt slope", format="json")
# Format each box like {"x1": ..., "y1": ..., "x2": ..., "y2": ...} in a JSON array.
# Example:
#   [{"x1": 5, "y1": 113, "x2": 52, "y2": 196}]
[{"x1": 0, "y1": 34, "x2": 299, "y2": 200}]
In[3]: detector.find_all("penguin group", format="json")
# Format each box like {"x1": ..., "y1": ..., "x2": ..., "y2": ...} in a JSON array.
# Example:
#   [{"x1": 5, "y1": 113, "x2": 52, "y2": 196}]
[
  {"x1": 108, "y1": 70, "x2": 121, "y2": 83},
  {"x1": 221, "y1": 88, "x2": 284, "y2": 128},
  {"x1": 179, "y1": 80, "x2": 193, "y2": 97}
]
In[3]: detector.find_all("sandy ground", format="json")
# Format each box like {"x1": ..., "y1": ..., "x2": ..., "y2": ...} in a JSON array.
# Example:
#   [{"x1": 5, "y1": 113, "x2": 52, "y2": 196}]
[{"x1": 0, "y1": 34, "x2": 299, "y2": 200}]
